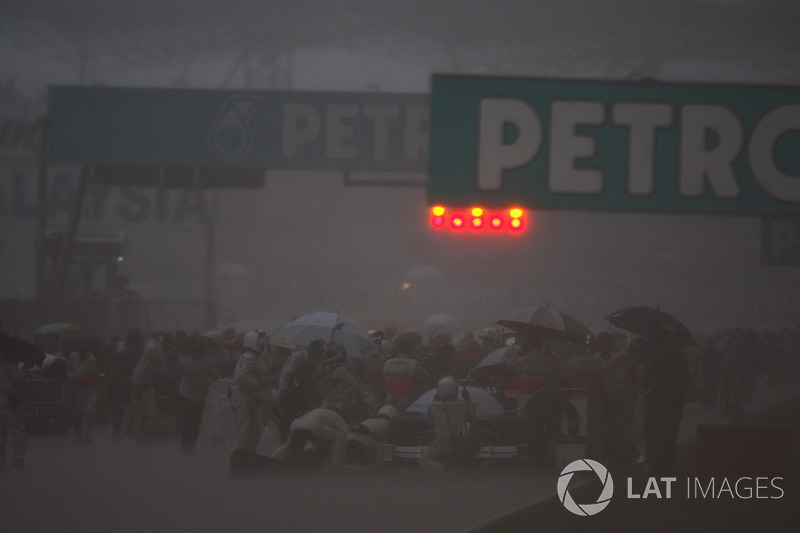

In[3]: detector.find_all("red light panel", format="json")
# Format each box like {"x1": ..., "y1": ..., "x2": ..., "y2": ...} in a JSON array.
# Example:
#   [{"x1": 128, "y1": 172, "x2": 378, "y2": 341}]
[{"x1": 429, "y1": 206, "x2": 528, "y2": 234}]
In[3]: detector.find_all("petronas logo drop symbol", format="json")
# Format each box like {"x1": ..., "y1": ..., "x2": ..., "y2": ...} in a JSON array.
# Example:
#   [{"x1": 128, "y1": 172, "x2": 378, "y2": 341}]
[{"x1": 207, "y1": 95, "x2": 261, "y2": 163}]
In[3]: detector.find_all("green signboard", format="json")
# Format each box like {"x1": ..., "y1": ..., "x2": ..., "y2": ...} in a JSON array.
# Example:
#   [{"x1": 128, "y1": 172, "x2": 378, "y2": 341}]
[
  {"x1": 48, "y1": 86, "x2": 429, "y2": 173},
  {"x1": 429, "y1": 75, "x2": 800, "y2": 215}
]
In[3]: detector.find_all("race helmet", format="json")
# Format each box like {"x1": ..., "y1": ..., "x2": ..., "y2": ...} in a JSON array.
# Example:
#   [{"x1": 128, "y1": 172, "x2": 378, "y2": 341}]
[
  {"x1": 242, "y1": 329, "x2": 268, "y2": 354},
  {"x1": 377, "y1": 405, "x2": 398, "y2": 421},
  {"x1": 436, "y1": 375, "x2": 459, "y2": 399}
]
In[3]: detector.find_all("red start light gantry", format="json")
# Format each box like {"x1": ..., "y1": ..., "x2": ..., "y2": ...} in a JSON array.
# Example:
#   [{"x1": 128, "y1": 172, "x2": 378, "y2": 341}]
[{"x1": 429, "y1": 206, "x2": 527, "y2": 234}]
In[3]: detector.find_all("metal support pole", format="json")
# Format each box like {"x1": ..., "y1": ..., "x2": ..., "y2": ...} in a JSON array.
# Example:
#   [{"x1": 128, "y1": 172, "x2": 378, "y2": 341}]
[
  {"x1": 34, "y1": 116, "x2": 49, "y2": 299},
  {"x1": 49, "y1": 165, "x2": 91, "y2": 296},
  {"x1": 205, "y1": 181, "x2": 217, "y2": 330}
]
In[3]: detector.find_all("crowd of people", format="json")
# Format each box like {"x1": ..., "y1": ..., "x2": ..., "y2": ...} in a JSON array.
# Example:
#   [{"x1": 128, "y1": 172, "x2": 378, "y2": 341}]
[{"x1": 1, "y1": 318, "x2": 799, "y2": 476}]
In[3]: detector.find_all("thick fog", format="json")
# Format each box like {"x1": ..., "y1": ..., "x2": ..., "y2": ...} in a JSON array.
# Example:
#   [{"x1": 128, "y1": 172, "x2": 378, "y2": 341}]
[
  {"x1": 1, "y1": 0, "x2": 799, "y2": 336},
  {"x1": 1, "y1": 3, "x2": 800, "y2": 533}
]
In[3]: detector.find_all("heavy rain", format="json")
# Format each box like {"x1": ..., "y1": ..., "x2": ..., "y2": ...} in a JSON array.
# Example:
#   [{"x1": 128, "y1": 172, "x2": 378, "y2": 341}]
[{"x1": 1, "y1": 1, "x2": 799, "y2": 531}]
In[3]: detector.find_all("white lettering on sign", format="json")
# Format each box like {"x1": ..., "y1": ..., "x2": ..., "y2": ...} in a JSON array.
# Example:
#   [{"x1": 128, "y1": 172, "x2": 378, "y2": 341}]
[
  {"x1": 473, "y1": 97, "x2": 800, "y2": 204},
  {"x1": 612, "y1": 102, "x2": 674, "y2": 196},
  {"x1": 476, "y1": 98, "x2": 542, "y2": 191},
  {"x1": 548, "y1": 100, "x2": 605, "y2": 195},
  {"x1": 749, "y1": 104, "x2": 800, "y2": 202},
  {"x1": 326, "y1": 104, "x2": 359, "y2": 159},
  {"x1": 364, "y1": 104, "x2": 400, "y2": 160},
  {"x1": 282, "y1": 103, "x2": 321, "y2": 157},
  {"x1": 679, "y1": 105, "x2": 743, "y2": 198},
  {"x1": 0, "y1": 169, "x2": 210, "y2": 224},
  {"x1": 281, "y1": 102, "x2": 428, "y2": 164}
]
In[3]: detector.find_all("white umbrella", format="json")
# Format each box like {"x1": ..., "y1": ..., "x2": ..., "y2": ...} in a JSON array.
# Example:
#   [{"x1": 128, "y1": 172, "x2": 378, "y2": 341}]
[
  {"x1": 475, "y1": 345, "x2": 519, "y2": 370},
  {"x1": 422, "y1": 313, "x2": 463, "y2": 334},
  {"x1": 404, "y1": 385, "x2": 507, "y2": 419},
  {"x1": 270, "y1": 311, "x2": 373, "y2": 360}
]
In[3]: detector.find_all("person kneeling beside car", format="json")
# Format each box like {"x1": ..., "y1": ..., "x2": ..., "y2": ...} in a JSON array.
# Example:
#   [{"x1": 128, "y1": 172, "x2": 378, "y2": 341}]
[{"x1": 419, "y1": 376, "x2": 475, "y2": 473}]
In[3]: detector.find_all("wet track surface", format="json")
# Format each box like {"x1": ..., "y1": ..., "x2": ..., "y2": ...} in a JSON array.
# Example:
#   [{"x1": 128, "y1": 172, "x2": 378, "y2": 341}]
[
  {"x1": 3, "y1": 383, "x2": 798, "y2": 533},
  {"x1": 1, "y1": 433, "x2": 551, "y2": 532}
]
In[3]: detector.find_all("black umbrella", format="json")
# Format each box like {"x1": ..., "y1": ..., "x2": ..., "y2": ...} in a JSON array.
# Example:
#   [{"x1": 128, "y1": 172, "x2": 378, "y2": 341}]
[
  {"x1": 605, "y1": 307, "x2": 697, "y2": 347},
  {"x1": 497, "y1": 304, "x2": 593, "y2": 343}
]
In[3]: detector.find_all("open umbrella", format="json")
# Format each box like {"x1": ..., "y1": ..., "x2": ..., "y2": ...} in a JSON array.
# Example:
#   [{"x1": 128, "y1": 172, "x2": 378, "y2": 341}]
[
  {"x1": 32, "y1": 322, "x2": 83, "y2": 340},
  {"x1": 470, "y1": 345, "x2": 520, "y2": 382},
  {"x1": 475, "y1": 345, "x2": 519, "y2": 370},
  {"x1": 422, "y1": 313, "x2": 463, "y2": 335},
  {"x1": 404, "y1": 385, "x2": 507, "y2": 419},
  {"x1": 605, "y1": 307, "x2": 697, "y2": 347},
  {"x1": 497, "y1": 304, "x2": 592, "y2": 343},
  {"x1": 270, "y1": 311, "x2": 374, "y2": 360}
]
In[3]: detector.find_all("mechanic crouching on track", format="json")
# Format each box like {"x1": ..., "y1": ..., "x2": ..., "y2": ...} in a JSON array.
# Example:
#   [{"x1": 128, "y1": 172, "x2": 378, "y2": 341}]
[
  {"x1": 273, "y1": 405, "x2": 351, "y2": 468},
  {"x1": 419, "y1": 376, "x2": 475, "y2": 473},
  {"x1": 345, "y1": 404, "x2": 398, "y2": 466}
]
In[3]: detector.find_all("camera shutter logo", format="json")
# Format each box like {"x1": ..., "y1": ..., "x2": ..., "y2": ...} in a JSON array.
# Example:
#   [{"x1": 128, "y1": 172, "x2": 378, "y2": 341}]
[{"x1": 557, "y1": 459, "x2": 614, "y2": 516}]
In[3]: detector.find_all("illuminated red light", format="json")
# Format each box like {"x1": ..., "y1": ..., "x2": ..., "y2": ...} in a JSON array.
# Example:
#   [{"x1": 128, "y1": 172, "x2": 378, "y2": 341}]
[{"x1": 429, "y1": 206, "x2": 527, "y2": 234}]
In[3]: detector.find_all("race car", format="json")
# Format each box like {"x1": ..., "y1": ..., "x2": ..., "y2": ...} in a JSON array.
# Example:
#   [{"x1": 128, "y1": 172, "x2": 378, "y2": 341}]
[{"x1": 383, "y1": 385, "x2": 530, "y2": 464}]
